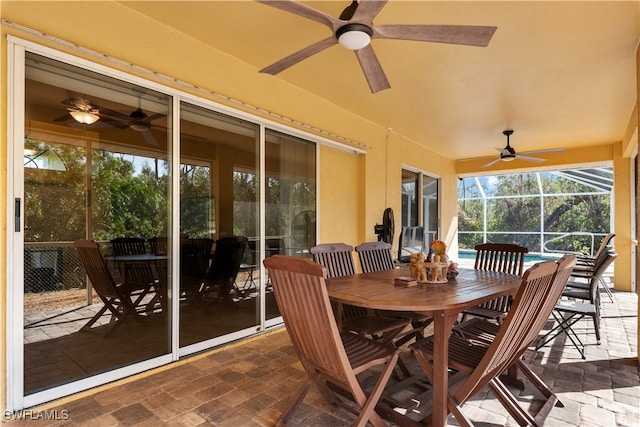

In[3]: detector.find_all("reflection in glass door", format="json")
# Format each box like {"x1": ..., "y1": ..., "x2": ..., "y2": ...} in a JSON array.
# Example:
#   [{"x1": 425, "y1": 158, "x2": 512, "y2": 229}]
[
  {"x1": 264, "y1": 130, "x2": 317, "y2": 322},
  {"x1": 179, "y1": 102, "x2": 260, "y2": 350},
  {"x1": 23, "y1": 52, "x2": 172, "y2": 395}
]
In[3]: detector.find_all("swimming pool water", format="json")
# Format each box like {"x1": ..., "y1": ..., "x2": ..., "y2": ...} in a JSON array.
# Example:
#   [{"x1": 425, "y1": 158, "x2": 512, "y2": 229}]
[{"x1": 457, "y1": 251, "x2": 559, "y2": 263}]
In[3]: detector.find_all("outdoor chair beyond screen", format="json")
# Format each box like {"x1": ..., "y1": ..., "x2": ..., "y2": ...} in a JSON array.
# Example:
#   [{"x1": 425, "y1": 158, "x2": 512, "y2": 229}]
[
  {"x1": 460, "y1": 242, "x2": 529, "y2": 323},
  {"x1": 263, "y1": 255, "x2": 399, "y2": 427},
  {"x1": 537, "y1": 251, "x2": 617, "y2": 358},
  {"x1": 411, "y1": 257, "x2": 572, "y2": 426},
  {"x1": 75, "y1": 240, "x2": 149, "y2": 335},
  {"x1": 311, "y1": 243, "x2": 409, "y2": 343},
  {"x1": 355, "y1": 241, "x2": 432, "y2": 346},
  {"x1": 568, "y1": 233, "x2": 615, "y2": 303},
  {"x1": 200, "y1": 236, "x2": 248, "y2": 302}
]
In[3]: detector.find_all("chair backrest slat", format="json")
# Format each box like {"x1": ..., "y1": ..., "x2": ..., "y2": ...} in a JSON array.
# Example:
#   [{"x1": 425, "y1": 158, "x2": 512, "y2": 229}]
[
  {"x1": 472, "y1": 243, "x2": 529, "y2": 313},
  {"x1": 310, "y1": 243, "x2": 356, "y2": 279},
  {"x1": 474, "y1": 243, "x2": 529, "y2": 276},
  {"x1": 592, "y1": 233, "x2": 615, "y2": 259},
  {"x1": 355, "y1": 241, "x2": 395, "y2": 273},
  {"x1": 110, "y1": 237, "x2": 155, "y2": 285},
  {"x1": 264, "y1": 255, "x2": 352, "y2": 385},
  {"x1": 587, "y1": 251, "x2": 617, "y2": 302}
]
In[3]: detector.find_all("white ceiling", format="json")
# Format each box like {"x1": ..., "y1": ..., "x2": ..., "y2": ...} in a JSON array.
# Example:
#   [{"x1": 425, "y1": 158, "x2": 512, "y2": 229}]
[{"x1": 120, "y1": 1, "x2": 639, "y2": 161}]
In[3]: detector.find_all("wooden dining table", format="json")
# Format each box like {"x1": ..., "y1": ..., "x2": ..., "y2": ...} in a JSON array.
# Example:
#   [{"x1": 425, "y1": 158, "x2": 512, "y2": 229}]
[{"x1": 326, "y1": 266, "x2": 522, "y2": 427}]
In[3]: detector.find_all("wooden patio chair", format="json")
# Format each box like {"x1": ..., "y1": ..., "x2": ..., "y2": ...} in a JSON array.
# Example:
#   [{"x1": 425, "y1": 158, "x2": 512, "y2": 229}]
[
  {"x1": 574, "y1": 232, "x2": 614, "y2": 268},
  {"x1": 200, "y1": 236, "x2": 248, "y2": 302},
  {"x1": 445, "y1": 255, "x2": 577, "y2": 425},
  {"x1": 537, "y1": 252, "x2": 616, "y2": 358},
  {"x1": 75, "y1": 240, "x2": 147, "y2": 335},
  {"x1": 354, "y1": 241, "x2": 396, "y2": 272},
  {"x1": 147, "y1": 236, "x2": 168, "y2": 255},
  {"x1": 460, "y1": 242, "x2": 529, "y2": 323},
  {"x1": 410, "y1": 257, "x2": 571, "y2": 426},
  {"x1": 568, "y1": 233, "x2": 615, "y2": 302},
  {"x1": 180, "y1": 237, "x2": 214, "y2": 300},
  {"x1": 355, "y1": 241, "x2": 432, "y2": 346},
  {"x1": 110, "y1": 237, "x2": 158, "y2": 308},
  {"x1": 263, "y1": 255, "x2": 399, "y2": 427},
  {"x1": 311, "y1": 243, "x2": 409, "y2": 343}
]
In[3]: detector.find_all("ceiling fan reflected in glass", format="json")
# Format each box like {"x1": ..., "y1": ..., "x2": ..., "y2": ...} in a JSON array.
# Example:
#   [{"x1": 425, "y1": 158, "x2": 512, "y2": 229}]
[
  {"x1": 482, "y1": 130, "x2": 565, "y2": 168},
  {"x1": 54, "y1": 92, "x2": 129, "y2": 129},
  {"x1": 257, "y1": 0, "x2": 497, "y2": 93}
]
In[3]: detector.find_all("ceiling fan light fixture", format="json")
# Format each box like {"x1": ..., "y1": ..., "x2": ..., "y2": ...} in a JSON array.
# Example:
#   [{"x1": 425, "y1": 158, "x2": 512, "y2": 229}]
[
  {"x1": 336, "y1": 24, "x2": 373, "y2": 50},
  {"x1": 502, "y1": 156, "x2": 516, "y2": 162},
  {"x1": 70, "y1": 110, "x2": 99, "y2": 125}
]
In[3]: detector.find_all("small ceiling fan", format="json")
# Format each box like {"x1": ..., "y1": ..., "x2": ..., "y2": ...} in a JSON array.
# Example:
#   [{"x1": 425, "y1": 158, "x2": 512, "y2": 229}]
[
  {"x1": 257, "y1": 0, "x2": 497, "y2": 93},
  {"x1": 483, "y1": 130, "x2": 565, "y2": 167},
  {"x1": 100, "y1": 96, "x2": 166, "y2": 146}
]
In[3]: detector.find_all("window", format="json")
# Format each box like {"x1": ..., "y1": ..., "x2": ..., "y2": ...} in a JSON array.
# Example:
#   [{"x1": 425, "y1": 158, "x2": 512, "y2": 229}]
[
  {"x1": 458, "y1": 168, "x2": 612, "y2": 254},
  {"x1": 401, "y1": 169, "x2": 440, "y2": 249}
]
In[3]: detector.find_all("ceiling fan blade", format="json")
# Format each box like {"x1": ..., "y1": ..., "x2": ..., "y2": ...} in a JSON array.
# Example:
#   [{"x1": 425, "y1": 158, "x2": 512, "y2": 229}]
[
  {"x1": 482, "y1": 158, "x2": 502, "y2": 168},
  {"x1": 374, "y1": 24, "x2": 497, "y2": 47},
  {"x1": 142, "y1": 130, "x2": 159, "y2": 146},
  {"x1": 98, "y1": 106, "x2": 129, "y2": 120},
  {"x1": 100, "y1": 118, "x2": 129, "y2": 129},
  {"x1": 54, "y1": 114, "x2": 71, "y2": 122},
  {"x1": 355, "y1": 45, "x2": 390, "y2": 93},
  {"x1": 255, "y1": 0, "x2": 340, "y2": 30},
  {"x1": 261, "y1": 36, "x2": 337, "y2": 75},
  {"x1": 515, "y1": 154, "x2": 546, "y2": 163},
  {"x1": 144, "y1": 113, "x2": 166, "y2": 123},
  {"x1": 352, "y1": 0, "x2": 388, "y2": 23},
  {"x1": 518, "y1": 148, "x2": 565, "y2": 155}
]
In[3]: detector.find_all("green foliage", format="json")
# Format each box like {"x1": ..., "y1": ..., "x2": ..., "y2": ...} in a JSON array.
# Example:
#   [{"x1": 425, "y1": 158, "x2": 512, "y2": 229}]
[
  {"x1": 458, "y1": 172, "x2": 611, "y2": 252},
  {"x1": 24, "y1": 141, "x2": 87, "y2": 242},
  {"x1": 180, "y1": 164, "x2": 212, "y2": 238}
]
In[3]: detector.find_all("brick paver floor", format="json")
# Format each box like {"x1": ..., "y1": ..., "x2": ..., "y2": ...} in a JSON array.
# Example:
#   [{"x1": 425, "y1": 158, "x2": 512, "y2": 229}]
[{"x1": 6, "y1": 285, "x2": 638, "y2": 426}]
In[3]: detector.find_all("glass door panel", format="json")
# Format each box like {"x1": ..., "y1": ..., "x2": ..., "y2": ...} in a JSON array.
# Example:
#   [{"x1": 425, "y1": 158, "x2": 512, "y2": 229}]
[
  {"x1": 264, "y1": 130, "x2": 316, "y2": 321},
  {"x1": 179, "y1": 102, "x2": 259, "y2": 348},
  {"x1": 23, "y1": 52, "x2": 172, "y2": 395}
]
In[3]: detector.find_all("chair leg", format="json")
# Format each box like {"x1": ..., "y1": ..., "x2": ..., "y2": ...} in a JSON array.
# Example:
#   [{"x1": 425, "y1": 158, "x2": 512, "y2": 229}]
[
  {"x1": 353, "y1": 352, "x2": 398, "y2": 427},
  {"x1": 537, "y1": 311, "x2": 586, "y2": 359},
  {"x1": 489, "y1": 378, "x2": 539, "y2": 426},
  {"x1": 515, "y1": 359, "x2": 563, "y2": 408},
  {"x1": 599, "y1": 277, "x2": 614, "y2": 303},
  {"x1": 276, "y1": 381, "x2": 313, "y2": 426}
]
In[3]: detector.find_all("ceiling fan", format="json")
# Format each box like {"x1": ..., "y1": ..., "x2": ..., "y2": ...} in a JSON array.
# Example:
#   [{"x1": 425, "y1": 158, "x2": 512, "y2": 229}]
[
  {"x1": 98, "y1": 96, "x2": 166, "y2": 146},
  {"x1": 482, "y1": 130, "x2": 565, "y2": 167},
  {"x1": 54, "y1": 94, "x2": 128, "y2": 129},
  {"x1": 257, "y1": 0, "x2": 497, "y2": 93}
]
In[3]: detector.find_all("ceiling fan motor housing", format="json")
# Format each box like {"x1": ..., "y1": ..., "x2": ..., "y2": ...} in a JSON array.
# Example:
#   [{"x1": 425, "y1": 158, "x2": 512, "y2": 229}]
[{"x1": 336, "y1": 24, "x2": 373, "y2": 50}]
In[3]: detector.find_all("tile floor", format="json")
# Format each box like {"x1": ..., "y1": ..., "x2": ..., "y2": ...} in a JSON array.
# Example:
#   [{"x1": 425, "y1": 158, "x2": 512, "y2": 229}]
[{"x1": 6, "y1": 283, "x2": 639, "y2": 426}]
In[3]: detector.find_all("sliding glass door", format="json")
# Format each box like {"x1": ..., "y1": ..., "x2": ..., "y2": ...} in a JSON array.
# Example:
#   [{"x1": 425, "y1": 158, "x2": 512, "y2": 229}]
[
  {"x1": 11, "y1": 42, "x2": 317, "y2": 410},
  {"x1": 22, "y1": 52, "x2": 173, "y2": 396},
  {"x1": 178, "y1": 102, "x2": 260, "y2": 350}
]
